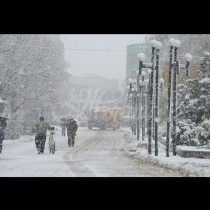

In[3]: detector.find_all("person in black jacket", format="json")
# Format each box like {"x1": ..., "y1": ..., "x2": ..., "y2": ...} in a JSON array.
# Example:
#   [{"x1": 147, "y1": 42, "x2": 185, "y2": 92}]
[
  {"x1": 0, "y1": 117, "x2": 7, "y2": 154},
  {"x1": 66, "y1": 119, "x2": 78, "y2": 147},
  {"x1": 60, "y1": 118, "x2": 66, "y2": 136},
  {"x1": 34, "y1": 116, "x2": 50, "y2": 154}
]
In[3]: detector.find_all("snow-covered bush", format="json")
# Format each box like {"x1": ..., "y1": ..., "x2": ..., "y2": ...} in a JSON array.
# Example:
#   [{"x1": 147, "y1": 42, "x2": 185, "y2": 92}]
[
  {"x1": 177, "y1": 121, "x2": 199, "y2": 146},
  {"x1": 197, "y1": 120, "x2": 210, "y2": 145}
]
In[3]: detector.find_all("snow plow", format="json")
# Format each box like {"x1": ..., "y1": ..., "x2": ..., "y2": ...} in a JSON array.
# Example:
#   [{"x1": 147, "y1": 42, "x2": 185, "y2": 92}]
[{"x1": 87, "y1": 108, "x2": 123, "y2": 130}]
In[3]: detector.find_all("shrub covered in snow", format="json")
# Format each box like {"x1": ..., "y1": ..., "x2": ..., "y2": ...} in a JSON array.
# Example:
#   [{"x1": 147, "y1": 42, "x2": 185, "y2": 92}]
[
  {"x1": 200, "y1": 51, "x2": 210, "y2": 73},
  {"x1": 177, "y1": 76, "x2": 210, "y2": 124},
  {"x1": 197, "y1": 120, "x2": 210, "y2": 145},
  {"x1": 177, "y1": 121, "x2": 199, "y2": 146}
]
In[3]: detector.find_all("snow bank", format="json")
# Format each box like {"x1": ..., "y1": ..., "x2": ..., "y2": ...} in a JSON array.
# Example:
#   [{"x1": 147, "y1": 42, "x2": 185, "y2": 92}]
[{"x1": 122, "y1": 131, "x2": 210, "y2": 177}]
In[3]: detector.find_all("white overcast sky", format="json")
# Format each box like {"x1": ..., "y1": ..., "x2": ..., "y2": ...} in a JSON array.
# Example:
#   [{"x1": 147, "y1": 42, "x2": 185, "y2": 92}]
[{"x1": 60, "y1": 34, "x2": 146, "y2": 82}]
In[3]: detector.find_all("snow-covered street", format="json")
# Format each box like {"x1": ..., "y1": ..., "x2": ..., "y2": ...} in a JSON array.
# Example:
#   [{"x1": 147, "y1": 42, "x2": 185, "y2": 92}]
[
  {"x1": 0, "y1": 127, "x2": 181, "y2": 177},
  {"x1": 3, "y1": 35, "x2": 210, "y2": 178}
]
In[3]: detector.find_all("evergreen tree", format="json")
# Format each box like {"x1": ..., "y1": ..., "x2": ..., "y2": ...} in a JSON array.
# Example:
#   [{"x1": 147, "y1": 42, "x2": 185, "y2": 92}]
[{"x1": 177, "y1": 51, "x2": 210, "y2": 145}]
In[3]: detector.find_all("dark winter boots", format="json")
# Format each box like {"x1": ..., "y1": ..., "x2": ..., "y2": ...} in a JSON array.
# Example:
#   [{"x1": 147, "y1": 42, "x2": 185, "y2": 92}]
[{"x1": 68, "y1": 135, "x2": 75, "y2": 147}]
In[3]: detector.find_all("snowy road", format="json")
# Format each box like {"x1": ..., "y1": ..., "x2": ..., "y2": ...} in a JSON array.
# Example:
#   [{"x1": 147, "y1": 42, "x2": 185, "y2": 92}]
[{"x1": 0, "y1": 127, "x2": 181, "y2": 177}]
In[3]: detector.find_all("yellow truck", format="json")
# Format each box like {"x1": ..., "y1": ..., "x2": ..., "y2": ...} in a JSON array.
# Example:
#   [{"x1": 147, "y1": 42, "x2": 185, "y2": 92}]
[
  {"x1": 106, "y1": 108, "x2": 123, "y2": 130},
  {"x1": 87, "y1": 108, "x2": 123, "y2": 130},
  {"x1": 87, "y1": 108, "x2": 109, "y2": 130}
]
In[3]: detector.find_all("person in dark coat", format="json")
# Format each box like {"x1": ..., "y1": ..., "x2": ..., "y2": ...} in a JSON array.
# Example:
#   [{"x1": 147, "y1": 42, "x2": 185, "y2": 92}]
[
  {"x1": 60, "y1": 118, "x2": 66, "y2": 136},
  {"x1": 34, "y1": 116, "x2": 50, "y2": 154},
  {"x1": 66, "y1": 119, "x2": 78, "y2": 147},
  {"x1": 0, "y1": 117, "x2": 7, "y2": 154}
]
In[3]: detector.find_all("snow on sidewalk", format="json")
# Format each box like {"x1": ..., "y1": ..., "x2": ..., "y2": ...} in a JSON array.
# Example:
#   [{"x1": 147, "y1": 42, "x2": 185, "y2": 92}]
[{"x1": 121, "y1": 130, "x2": 210, "y2": 177}]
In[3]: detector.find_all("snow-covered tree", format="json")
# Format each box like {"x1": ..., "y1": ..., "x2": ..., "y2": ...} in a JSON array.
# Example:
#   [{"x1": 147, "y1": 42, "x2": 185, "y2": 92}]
[
  {"x1": 177, "y1": 77, "x2": 210, "y2": 124},
  {"x1": 146, "y1": 35, "x2": 206, "y2": 123},
  {"x1": 176, "y1": 121, "x2": 199, "y2": 146},
  {"x1": 200, "y1": 51, "x2": 210, "y2": 74},
  {"x1": 0, "y1": 35, "x2": 67, "y2": 138},
  {"x1": 176, "y1": 51, "x2": 210, "y2": 145}
]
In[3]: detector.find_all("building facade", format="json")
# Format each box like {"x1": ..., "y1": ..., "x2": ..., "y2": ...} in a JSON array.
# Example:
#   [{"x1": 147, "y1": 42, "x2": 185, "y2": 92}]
[{"x1": 126, "y1": 43, "x2": 151, "y2": 81}]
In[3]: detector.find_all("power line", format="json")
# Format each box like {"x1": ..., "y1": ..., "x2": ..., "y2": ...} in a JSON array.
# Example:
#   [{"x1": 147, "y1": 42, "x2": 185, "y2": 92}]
[
  {"x1": 65, "y1": 48, "x2": 126, "y2": 52},
  {"x1": 0, "y1": 43, "x2": 144, "y2": 52},
  {"x1": 0, "y1": 43, "x2": 204, "y2": 59}
]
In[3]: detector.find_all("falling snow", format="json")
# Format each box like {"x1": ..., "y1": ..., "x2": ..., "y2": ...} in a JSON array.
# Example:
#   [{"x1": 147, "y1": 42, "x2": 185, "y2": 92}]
[{"x1": 1, "y1": 34, "x2": 210, "y2": 177}]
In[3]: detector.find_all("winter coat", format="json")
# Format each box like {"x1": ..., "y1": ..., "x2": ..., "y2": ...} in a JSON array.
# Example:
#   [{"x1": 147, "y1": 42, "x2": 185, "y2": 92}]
[
  {"x1": 35, "y1": 121, "x2": 50, "y2": 136},
  {"x1": 60, "y1": 122, "x2": 66, "y2": 129},
  {"x1": 66, "y1": 121, "x2": 78, "y2": 136},
  {"x1": 0, "y1": 117, "x2": 7, "y2": 141}
]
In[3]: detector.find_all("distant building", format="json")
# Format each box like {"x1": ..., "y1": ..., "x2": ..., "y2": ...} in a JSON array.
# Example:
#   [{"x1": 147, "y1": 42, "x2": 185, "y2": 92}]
[
  {"x1": 126, "y1": 43, "x2": 151, "y2": 81},
  {"x1": 66, "y1": 74, "x2": 123, "y2": 120},
  {"x1": 124, "y1": 43, "x2": 151, "y2": 116}
]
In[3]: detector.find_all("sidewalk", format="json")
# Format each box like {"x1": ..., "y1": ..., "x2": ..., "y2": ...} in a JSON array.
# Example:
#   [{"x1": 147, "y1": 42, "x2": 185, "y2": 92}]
[{"x1": 122, "y1": 130, "x2": 210, "y2": 177}]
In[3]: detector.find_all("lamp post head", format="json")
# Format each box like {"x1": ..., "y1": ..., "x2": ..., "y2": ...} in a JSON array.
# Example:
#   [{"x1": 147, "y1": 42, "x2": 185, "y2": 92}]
[
  {"x1": 128, "y1": 78, "x2": 133, "y2": 83},
  {"x1": 159, "y1": 78, "x2": 164, "y2": 84},
  {"x1": 137, "y1": 53, "x2": 146, "y2": 62},
  {"x1": 142, "y1": 71, "x2": 146, "y2": 77},
  {"x1": 150, "y1": 40, "x2": 162, "y2": 50},
  {"x1": 185, "y1": 53, "x2": 193, "y2": 77},
  {"x1": 185, "y1": 53, "x2": 193, "y2": 62},
  {"x1": 169, "y1": 38, "x2": 181, "y2": 48}
]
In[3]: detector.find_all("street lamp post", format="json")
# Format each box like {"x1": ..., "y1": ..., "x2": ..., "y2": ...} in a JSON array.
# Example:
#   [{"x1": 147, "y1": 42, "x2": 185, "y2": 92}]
[
  {"x1": 148, "y1": 40, "x2": 162, "y2": 155},
  {"x1": 133, "y1": 80, "x2": 137, "y2": 136},
  {"x1": 172, "y1": 46, "x2": 178, "y2": 156},
  {"x1": 154, "y1": 48, "x2": 160, "y2": 156},
  {"x1": 166, "y1": 45, "x2": 173, "y2": 157},
  {"x1": 147, "y1": 47, "x2": 155, "y2": 154},
  {"x1": 166, "y1": 38, "x2": 192, "y2": 157},
  {"x1": 141, "y1": 72, "x2": 147, "y2": 141},
  {"x1": 137, "y1": 48, "x2": 157, "y2": 153},
  {"x1": 128, "y1": 78, "x2": 137, "y2": 135},
  {"x1": 136, "y1": 53, "x2": 145, "y2": 140}
]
